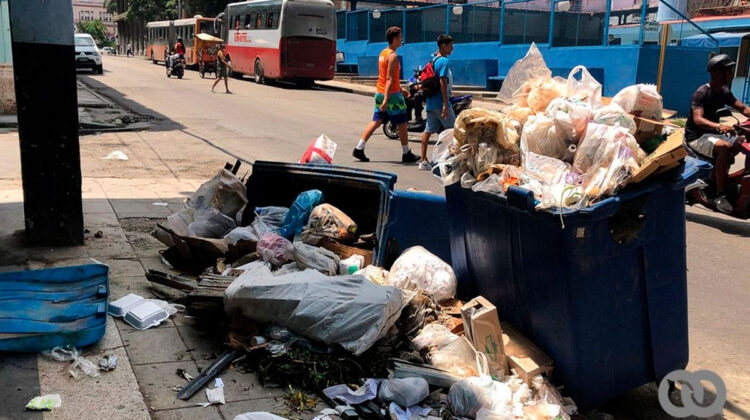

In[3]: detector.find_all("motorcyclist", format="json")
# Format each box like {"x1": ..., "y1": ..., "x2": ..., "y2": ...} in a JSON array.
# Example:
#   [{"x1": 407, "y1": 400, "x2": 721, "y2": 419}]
[
  {"x1": 685, "y1": 54, "x2": 750, "y2": 213},
  {"x1": 169, "y1": 37, "x2": 186, "y2": 70}
]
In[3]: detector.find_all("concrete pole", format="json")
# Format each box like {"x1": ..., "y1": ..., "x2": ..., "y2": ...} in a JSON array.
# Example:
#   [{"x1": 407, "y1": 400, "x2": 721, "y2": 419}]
[{"x1": 8, "y1": 0, "x2": 83, "y2": 245}]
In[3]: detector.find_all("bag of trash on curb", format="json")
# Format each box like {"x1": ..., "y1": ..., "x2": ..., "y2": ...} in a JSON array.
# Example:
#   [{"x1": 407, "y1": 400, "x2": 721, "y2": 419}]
[
  {"x1": 186, "y1": 208, "x2": 237, "y2": 238},
  {"x1": 566, "y1": 66, "x2": 602, "y2": 110},
  {"x1": 224, "y1": 271, "x2": 406, "y2": 355},
  {"x1": 412, "y1": 323, "x2": 459, "y2": 350},
  {"x1": 497, "y1": 43, "x2": 551, "y2": 105},
  {"x1": 187, "y1": 169, "x2": 248, "y2": 220},
  {"x1": 302, "y1": 204, "x2": 358, "y2": 244},
  {"x1": 293, "y1": 242, "x2": 340, "y2": 275},
  {"x1": 378, "y1": 377, "x2": 430, "y2": 408},
  {"x1": 612, "y1": 83, "x2": 663, "y2": 120},
  {"x1": 279, "y1": 190, "x2": 323, "y2": 239},
  {"x1": 300, "y1": 134, "x2": 338, "y2": 164},
  {"x1": 257, "y1": 233, "x2": 293, "y2": 266},
  {"x1": 388, "y1": 246, "x2": 456, "y2": 302}
]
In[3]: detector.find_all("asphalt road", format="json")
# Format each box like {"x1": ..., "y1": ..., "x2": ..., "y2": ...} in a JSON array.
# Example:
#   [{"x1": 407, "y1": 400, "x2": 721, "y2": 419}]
[{"x1": 82, "y1": 55, "x2": 750, "y2": 419}]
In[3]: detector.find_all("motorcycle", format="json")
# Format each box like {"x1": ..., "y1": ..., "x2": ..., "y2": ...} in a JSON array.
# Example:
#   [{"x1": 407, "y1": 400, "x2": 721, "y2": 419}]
[
  {"x1": 383, "y1": 70, "x2": 472, "y2": 139},
  {"x1": 166, "y1": 54, "x2": 186, "y2": 79},
  {"x1": 685, "y1": 106, "x2": 750, "y2": 219}
]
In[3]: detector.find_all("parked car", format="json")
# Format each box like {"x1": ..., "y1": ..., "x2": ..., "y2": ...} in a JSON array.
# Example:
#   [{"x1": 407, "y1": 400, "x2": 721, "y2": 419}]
[
  {"x1": 101, "y1": 47, "x2": 115, "y2": 55},
  {"x1": 74, "y1": 33, "x2": 103, "y2": 74}
]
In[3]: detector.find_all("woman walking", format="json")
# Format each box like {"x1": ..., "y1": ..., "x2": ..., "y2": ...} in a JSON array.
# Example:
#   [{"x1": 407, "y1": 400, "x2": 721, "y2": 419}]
[{"x1": 211, "y1": 44, "x2": 232, "y2": 94}]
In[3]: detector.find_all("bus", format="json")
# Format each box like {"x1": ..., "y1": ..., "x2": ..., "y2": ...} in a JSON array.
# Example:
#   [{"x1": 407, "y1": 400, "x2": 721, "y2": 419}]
[
  {"x1": 147, "y1": 16, "x2": 217, "y2": 66},
  {"x1": 220, "y1": 0, "x2": 336, "y2": 85}
]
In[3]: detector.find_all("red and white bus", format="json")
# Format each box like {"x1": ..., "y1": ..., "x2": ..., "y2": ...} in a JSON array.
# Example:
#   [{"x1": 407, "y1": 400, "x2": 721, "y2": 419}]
[
  {"x1": 147, "y1": 16, "x2": 217, "y2": 66},
  {"x1": 221, "y1": 0, "x2": 335, "y2": 85}
]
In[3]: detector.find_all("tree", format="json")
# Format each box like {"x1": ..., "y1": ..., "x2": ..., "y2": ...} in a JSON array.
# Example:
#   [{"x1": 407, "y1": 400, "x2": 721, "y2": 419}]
[
  {"x1": 125, "y1": 0, "x2": 177, "y2": 22},
  {"x1": 77, "y1": 19, "x2": 109, "y2": 46}
]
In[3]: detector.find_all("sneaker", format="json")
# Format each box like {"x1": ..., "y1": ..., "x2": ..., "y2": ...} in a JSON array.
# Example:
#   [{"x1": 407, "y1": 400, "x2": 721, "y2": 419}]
[
  {"x1": 714, "y1": 195, "x2": 734, "y2": 214},
  {"x1": 418, "y1": 160, "x2": 432, "y2": 171},
  {"x1": 353, "y1": 148, "x2": 370, "y2": 162},
  {"x1": 402, "y1": 150, "x2": 419, "y2": 163}
]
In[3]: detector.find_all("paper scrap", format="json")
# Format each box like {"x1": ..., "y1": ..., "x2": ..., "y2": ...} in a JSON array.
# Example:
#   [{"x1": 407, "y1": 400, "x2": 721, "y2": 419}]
[
  {"x1": 103, "y1": 150, "x2": 128, "y2": 161},
  {"x1": 206, "y1": 386, "x2": 226, "y2": 405},
  {"x1": 389, "y1": 403, "x2": 432, "y2": 420},
  {"x1": 323, "y1": 378, "x2": 378, "y2": 405},
  {"x1": 26, "y1": 394, "x2": 62, "y2": 411},
  {"x1": 215, "y1": 378, "x2": 224, "y2": 388}
]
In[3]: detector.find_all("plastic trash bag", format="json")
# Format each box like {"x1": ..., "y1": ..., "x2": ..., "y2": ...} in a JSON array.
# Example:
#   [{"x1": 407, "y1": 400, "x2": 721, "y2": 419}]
[
  {"x1": 447, "y1": 354, "x2": 510, "y2": 418},
  {"x1": 471, "y1": 174, "x2": 505, "y2": 196},
  {"x1": 300, "y1": 133, "x2": 338, "y2": 164},
  {"x1": 523, "y1": 152, "x2": 571, "y2": 186},
  {"x1": 503, "y1": 105, "x2": 534, "y2": 126},
  {"x1": 378, "y1": 377, "x2": 430, "y2": 408},
  {"x1": 566, "y1": 66, "x2": 602, "y2": 110},
  {"x1": 43, "y1": 346, "x2": 100, "y2": 379},
  {"x1": 279, "y1": 190, "x2": 323, "y2": 239},
  {"x1": 187, "y1": 169, "x2": 248, "y2": 220},
  {"x1": 454, "y1": 108, "x2": 519, "y2": 151},
  {"x1": 224, "y1": 271, "x2": 406, "y2": 355},
  {"x1": 520, "y1": 115, "x2": 567, "y2": 160},
  {"x1": 431, "y1": 336, "x2": 480, "y2": 378},
  {"x1": 273, "y1": 262, "x2": 300, "y2": 277},
  {"x1": 303, "y1": 204, "x2": 358, "y2": 243},
  {"x1": 412, "y1": 323, "x2": 459, "y2": 349},
  {"x1": 612, "y1": 83, "x2": 663, "y2": 119},
  {"x1": 387, "y1": 246, "x2": 457, "y2": 302},
  {"x1": 186, "y1": 208, "x2": 237, "y2": 238},
  {"x1": 573, "y1": 123, "x2": 638, "y2": 174},
  {"x1": 338, "y1": 255, "x2": 364, "y2": 275},
  {"x1": 432, "y1": 129, "x2": 455, "y2": 164},
  {"x1": 224, "y1": 226, "x2": 259, "y2": 245},
  {"x1": 545, "y1": 98, "x2": 592, "y2": 143},
  {"x1": 497, "y1": 43, "x2": 551, "y2": 104},
  {"x1": 526, "y1": 77, "x2": 566, "y2": 114},
  {"x1": 354, "y1": 265, "x2": 389, "y2": 285},
  {"x1": 593, "y1": 103, "x2": 638, "y2": 135},
  {"x1": 292, "y1": 241, "x2": 340, "y2": 275},
  {"x1": 233, "y1": 413, "x2": 289, "y2": 420},
  {"x1": 257, "y1": 233, "x2": 293, "y2": 266}
]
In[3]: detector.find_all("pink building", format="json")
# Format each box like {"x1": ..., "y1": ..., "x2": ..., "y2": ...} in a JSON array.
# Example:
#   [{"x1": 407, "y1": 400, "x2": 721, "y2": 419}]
[{"x1": 73, "y1": 0, "x2": 117, "y2": 40}]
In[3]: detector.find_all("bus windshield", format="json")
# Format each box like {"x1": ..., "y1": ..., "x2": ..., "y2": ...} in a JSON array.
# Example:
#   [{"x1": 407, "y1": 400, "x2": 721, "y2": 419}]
[{"x1": 199, "y1": 20, "x2": 217, "y2": 36}]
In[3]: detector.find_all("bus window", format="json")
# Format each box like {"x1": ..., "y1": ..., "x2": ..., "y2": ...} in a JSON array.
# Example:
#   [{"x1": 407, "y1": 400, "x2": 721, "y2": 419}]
[
  {"x1": 266, "y1": 13, "x2": 274, "y2": 29},
  {"x1": 234, "y1": 16, "x2": 240, "y2": 30},
  {"x1": 245, "y1": 14, "x2": 252, "y2": 29},
  {"x1": 256, "y1": 13, "x2": 263, "y2": 29},
  {"x1": 269, "y1": 12, "x2": 279, "y2": 29}
]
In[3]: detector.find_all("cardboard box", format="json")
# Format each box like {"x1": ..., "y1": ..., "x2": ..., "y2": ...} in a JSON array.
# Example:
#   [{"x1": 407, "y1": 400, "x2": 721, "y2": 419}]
[
  {"x1": 631, "y1": 128, "x2": 687, "y2": 183},
  {"x1": 460, "y1": 296, "x2": 508, "y2": 377},
  {"x1": 501, "y1": 322, "x2": 554, "y2": 384},
  {"x1": 318, "y1": 238, "x2": 373, "y2": 267},
  {"x1": 632, "y1": 115, "x2": 679, "y2": 144}
]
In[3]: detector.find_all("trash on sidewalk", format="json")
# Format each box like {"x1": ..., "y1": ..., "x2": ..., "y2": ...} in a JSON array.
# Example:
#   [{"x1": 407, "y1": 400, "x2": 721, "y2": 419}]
[
  {"x1": 387, "y1": 246, "x2": 457, "y2": 302},
  {"x1": 109, "y1": 293, "x2": 183, "y2": 330},
  {"x1": 234, "y1": 413, "x2": 289, "y2": 420},
  {"x1": 378, "y1": 377, "x2": 429, "y2": 408},
  {"x1": 43, "y1": 346, "x2": 100, "y2": 379},
  {"x1": 25, "y1": 394, "x2": 62, "y2": 411},
  {"x1": 196, "y1": 385, "x2": 226, "y2": 407},
  {"x1": 257, "y1": 233, "x2": 293, "y2": 266},
  {"x1": 301, "y1": 203, "x2": 358, "y2": 244},
  {"x1": 279, "y1": 189, "x2": 323, "y2": 239},
  {"x1": 176, "y1": 368, "x2": 194, "y2": 382},
  {"x1": 501, "y1": 322, "x2": 554, "y2": 385},
  {"x1": 103, "y1": 150, "x2": 128, "y2": 160},
  {"x1": 323, "y1": 378, "x2": 378, "y2": 405},
  {"x1": 98, "y1": 353, "x2": 118, "y2": 371},
  {"x1": 178, "y1": 349, "x2": 241, "y2": 400},
  {"x1": 300, "y1": 133, "x2": 338, "y2": 164},
  {"x1": 461, "y1": 297, "x2": 508, "y2": 378}
]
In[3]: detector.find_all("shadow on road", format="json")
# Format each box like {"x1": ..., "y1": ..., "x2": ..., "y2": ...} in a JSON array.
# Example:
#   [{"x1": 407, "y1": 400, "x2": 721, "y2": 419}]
[{"x1": 686, "y1": 212, "x2": 750, "y2": 238}]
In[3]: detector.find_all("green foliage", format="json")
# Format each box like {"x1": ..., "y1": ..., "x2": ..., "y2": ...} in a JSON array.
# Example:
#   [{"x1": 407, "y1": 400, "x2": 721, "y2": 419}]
[
  {"x1": 125, "y1": 0, "x2": 177, "y2": 22},
  {"x1": 77, "y1": 20, "x2": 109, "y2": 46}
]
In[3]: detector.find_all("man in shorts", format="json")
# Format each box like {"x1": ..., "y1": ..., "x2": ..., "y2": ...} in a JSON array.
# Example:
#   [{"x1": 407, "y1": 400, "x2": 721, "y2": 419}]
[
  {"x1": 685, "y1": 54, "x2": 750, "y2": 213},
  {"x1": 419, "y1": 34, "x2": 455, "y2": 170},
  {"x1": 352, "y1": 26, "x2": 419, "y2": 163}
]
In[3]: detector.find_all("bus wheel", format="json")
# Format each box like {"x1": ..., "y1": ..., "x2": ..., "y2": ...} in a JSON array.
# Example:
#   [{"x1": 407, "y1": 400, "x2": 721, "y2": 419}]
[
  {"x1": 254, "y1": 59, "x2": 264, "y2": 84},
  {"x1": 297, "y1": 79, "x2": 314, "y2": 89},
  {"x1": 151, "y1": 52, "x2": 156, "y2": 64}
]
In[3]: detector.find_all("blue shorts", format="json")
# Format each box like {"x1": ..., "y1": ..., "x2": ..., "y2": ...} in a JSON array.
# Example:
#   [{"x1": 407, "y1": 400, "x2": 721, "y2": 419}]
[
  {"x1": 373, "y1": 92, "x2": 408, "y2": 126},
  {"x1": 424, "y1": 107, "x2": 456, "y2": 134}
]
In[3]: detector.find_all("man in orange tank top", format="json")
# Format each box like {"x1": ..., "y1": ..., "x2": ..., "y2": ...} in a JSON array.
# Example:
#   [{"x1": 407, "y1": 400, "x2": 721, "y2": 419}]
[{"x1": 353, "y1": 27, "x2": 419, "y2": 163}]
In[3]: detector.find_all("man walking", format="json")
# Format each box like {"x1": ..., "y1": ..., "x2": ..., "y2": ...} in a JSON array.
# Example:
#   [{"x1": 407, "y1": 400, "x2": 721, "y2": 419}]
[
  {"x1": 353, "y1": 26, "x2": 418, "y2": 163},
  {"x1": 419, "y1": 34, "x2": 454, "y2": 170},
  {"x1": 126, "y1": 42, "x2": 133, "y2": 57}
]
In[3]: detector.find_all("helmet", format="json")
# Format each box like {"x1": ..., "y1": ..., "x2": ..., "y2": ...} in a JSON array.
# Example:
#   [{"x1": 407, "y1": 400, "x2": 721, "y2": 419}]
[
  {"x1": 707, "y1": 54, "x2": 736, "y2": 72},
  {"x1": 177, "y1": 37, "x2": 183, "y2": 43}
]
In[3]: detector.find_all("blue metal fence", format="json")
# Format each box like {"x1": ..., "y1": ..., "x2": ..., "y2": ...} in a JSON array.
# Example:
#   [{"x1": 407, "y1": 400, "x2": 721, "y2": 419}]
[{"x1": 336, "y1": 0, "x2": 718, "y2": 48}]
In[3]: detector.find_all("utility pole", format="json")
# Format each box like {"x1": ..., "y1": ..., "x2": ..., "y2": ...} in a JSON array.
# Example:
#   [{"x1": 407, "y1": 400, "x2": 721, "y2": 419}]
[
  {"x1": 178, "y1": 0, "x2": 182, "y2": 19},
  {"x1": 8, "y1": 0, "x2": 84, "y2": 246}
]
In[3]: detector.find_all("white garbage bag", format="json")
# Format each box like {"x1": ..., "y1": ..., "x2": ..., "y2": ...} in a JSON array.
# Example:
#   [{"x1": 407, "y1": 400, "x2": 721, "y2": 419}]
[
  {"x1": 545, "y1": 98, "x2": 592, "y2": 143},
  {"x1": 224, "y1": 270, "x2": 406, "y2": 355},
  {"x1": 612, "y1": 83, "x2": 663, "y2": 120},
  {"x1": 387, "y1": 246, "x2": 456, "y2": 302},
  {"x1": 593, "y1": 103, "x2": 638, "y2": 135},
  {"x1": 497, "y1": 43, "x2": 551, "y2": 104},
  {"x1": 565, "y1": 66, "x2": 602, "y2": 110},
  {"x1": 520, "y1": 115, "x2": 567, "y2": 161}
]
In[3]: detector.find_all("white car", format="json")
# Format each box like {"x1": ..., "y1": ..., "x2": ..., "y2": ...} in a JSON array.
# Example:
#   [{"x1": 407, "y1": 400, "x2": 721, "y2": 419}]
[{"x1": 75, "y1": 33, "x2": 103, "y2": 74}]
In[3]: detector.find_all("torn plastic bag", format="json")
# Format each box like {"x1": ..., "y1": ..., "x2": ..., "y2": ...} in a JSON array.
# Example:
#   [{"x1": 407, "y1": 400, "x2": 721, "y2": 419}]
[
  {"x1": 526, "y1": 77, "x2": 566, "y2": 114},
  {"x1": 224, "y1": 226, "x2": 258, "y2": 245},
  {"x1": 412, "y1": 323, "x2": 459, "y2": 349},
  {"x1": 430, "y1": 336, "x2": 480, "y2": 378},
  {"x1": 431, "y1": 129, "x2": 455, "y2": 164},
  {"x1": 293, "y1": 242, "x2": 340, "y2": 275},
  {"x1": 523, "y1": 152, "x2": 571, "y2": 186},
  {"x1": 354, "y1": 265, "x2": 389, "y2": 285},
  {"x1": 497, "y1": 43, "x2": 551, "y2": 104},
  {"x1": 566, "y1": 66, "x2": 602, "y2": 110},
  {"x1": 186, "y1": 169, "x2": 248, "y2": 220},
  {"x1": 252, "y1": 206, "x2": 289, "y2": 235},
  {"x1": 503, "y1": 105, "x2": 534, "y2": 126},
  {"x1": 520, "y1": 115, "x2": 567, "y2": 161},
  {"x1": 279, "y1": 190, "x2": 323, "y2": 240},
  {"x1": 302, "y1": 204, "x2": 358, "y2": 244},
  {"x1": 447, "y1": 354, "x2": 511, "y2": 419},
  {"x1": 186, "y1": 208, "x2": 237, "y2": 238},
  {"x1": 43, "y1": 346, "x2": 100, "y2": 379},
  {"x1": 612, "y1": 83, "x2": 663, "y2": 119},
  {"x1": 471, "y1": 174, "x2": 505, "y2": 196},
  {"x1": 573, "y1": 123, "x2": 640, "y2": 174},
  {"x1": 257, "y1": 233, "x2": 293, "y2": 266},
  {"x1": 224, "y1": 270, "x2": 406, "y2": 355},
  {"x1": 387, "y1": 246, "x2": 457, "y2": 302},
  {"x1": 273, "y1": 262, "x2": 300, "y2": 277},
  {"x1": 300, "y1": 134, "x2": 338, "y2": 165},
  {"x1": 378, "y1": 377, "x2": 430, "y2": 408},
  {"x1": 545, "y1": 98, "x2": 592, "y2": 143}
]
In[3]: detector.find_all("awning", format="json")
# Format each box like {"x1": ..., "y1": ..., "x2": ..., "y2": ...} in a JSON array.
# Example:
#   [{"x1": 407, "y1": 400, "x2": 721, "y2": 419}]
[
  {"x1": 682, "y1": 31, "x2": 750, "y2": 48},
  {"x1": 196, "y1": 33, "x2": 223, "y2": 42}
]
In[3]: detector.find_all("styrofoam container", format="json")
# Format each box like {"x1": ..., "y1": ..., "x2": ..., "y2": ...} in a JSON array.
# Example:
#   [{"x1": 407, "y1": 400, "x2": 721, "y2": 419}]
[
  {"x1": 123, "y1": 301, "x2": 170, "y2": 330},
  {"x1": 108, "y1": 293, "x2": 145, "y2": 317}
]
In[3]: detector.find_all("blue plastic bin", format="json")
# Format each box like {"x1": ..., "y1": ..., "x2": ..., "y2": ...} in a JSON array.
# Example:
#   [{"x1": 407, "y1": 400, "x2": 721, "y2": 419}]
[{"x1": 445, "y1": 159, "x2": 709, "y2": 408}]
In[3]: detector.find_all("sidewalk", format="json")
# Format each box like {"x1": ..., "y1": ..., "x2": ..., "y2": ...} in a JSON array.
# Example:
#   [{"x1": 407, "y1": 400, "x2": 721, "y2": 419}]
[{"x1": 0, "y1": 128, "x2": 307, "y2": 419}]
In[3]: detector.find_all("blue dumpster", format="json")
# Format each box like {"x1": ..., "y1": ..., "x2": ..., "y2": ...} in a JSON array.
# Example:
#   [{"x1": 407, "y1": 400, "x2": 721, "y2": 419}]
[
  {"x1": 241, "y1": 161, "x2": 452, "y2": 268},
  {"x1": 445, "y1": 159, "x2": 709, "y2": 408}
]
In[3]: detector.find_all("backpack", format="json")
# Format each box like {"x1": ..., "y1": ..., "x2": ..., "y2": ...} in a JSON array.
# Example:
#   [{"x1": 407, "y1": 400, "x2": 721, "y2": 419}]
[{"x1": 419, "y1": 56, "x2": 441, "y2": 97}]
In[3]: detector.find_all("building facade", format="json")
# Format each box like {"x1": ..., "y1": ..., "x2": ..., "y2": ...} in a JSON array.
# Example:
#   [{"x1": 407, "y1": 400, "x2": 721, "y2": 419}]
[
  {"x1": 113, "y1": 0, "x2": 146, "y2": 55},
  {"x1": 73, "y1": 0, "x2": 117, "y2": 41}
]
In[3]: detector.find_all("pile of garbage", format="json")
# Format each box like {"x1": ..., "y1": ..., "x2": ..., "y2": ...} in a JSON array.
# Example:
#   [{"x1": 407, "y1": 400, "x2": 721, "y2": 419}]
[
  {"x1": 143, "y1": 167, "x2": 576, "y2": 420},
  {"x1": 435, "y1": 43, "x2": 680, "y2": 211}
]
